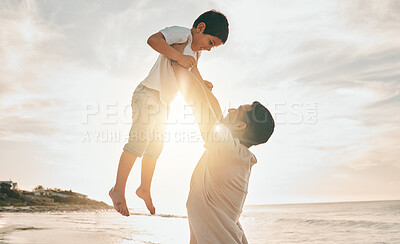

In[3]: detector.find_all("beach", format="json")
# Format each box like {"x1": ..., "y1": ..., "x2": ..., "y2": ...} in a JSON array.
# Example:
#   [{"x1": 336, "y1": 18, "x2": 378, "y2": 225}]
[{"x1": 1, "y1": 200, "x2": 399, "y2": 244}]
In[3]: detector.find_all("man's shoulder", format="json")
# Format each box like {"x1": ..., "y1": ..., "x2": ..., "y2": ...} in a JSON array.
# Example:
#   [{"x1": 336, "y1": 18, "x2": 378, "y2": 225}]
[
  {"x1": 208, "y1": 124, "x2": 257, "y2": 164},
  {"x1": 205, "y1": 124, "x2": 235, "y2": 152}
]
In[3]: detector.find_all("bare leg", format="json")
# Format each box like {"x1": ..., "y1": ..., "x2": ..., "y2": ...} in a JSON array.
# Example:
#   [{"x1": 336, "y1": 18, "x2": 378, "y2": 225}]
[
  {"x1": 109, "y1": 150, "x2": 137, "y2": 216},
  {"x1": 136, "y1": 157, "x2": 157, "y2": 215}
]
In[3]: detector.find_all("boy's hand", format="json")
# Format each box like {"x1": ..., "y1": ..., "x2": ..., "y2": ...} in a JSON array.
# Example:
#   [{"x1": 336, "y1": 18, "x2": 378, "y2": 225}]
[
  {"x1": 172, "y1": 43, "x2": 212, "y2": 91},
  {"x1": 171, "y1": 41, "x2": 196, "y2": 69},
  {"x1": 203, "y1": 80, "x2": 213, "y2": 91},
  {"x1": 176, "y1": 54, "x2": 196, "y2": 69}
]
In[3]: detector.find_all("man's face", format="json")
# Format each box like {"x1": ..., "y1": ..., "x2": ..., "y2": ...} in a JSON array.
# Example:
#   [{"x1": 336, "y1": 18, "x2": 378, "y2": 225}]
[
  {"x1": 221, "y1": 104, "x2": 252, "y2": 127},
  {"x1": 192, "y1": 22, "x2": 223, "y2": 52}
]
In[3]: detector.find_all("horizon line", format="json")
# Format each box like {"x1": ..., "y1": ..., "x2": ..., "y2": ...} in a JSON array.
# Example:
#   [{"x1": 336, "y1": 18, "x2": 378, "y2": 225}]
[{"x1": 246, "y1": 199, "x2": 400, "y2": 207}]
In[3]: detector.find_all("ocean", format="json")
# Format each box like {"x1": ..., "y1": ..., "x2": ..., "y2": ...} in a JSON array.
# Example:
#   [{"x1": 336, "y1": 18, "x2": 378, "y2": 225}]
[{"x1": 0, "y1": 200, "x2": 399, "y2": 244}]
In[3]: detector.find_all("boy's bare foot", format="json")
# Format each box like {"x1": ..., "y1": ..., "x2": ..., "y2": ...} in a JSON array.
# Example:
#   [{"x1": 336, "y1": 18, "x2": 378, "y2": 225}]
[
  {"x1": 136, "y1": 187, "x2": 155, "y2": 215},
  {"x1": 109, "y1": 187, "x2": 130, "y2": 217}
]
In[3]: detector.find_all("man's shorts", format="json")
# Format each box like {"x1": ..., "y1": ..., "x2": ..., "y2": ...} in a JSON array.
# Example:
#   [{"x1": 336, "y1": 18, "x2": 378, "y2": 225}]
[{"x1": 123, "y1": 84, "x2": 168, "y2": 159}]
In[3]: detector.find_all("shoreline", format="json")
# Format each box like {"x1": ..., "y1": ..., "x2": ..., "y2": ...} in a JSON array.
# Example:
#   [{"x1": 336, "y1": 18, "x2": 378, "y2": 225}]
[
  {"x1": 0, "y1": 205, "x2": 113, "y2": 213},
  {"x1": 0, "y1": 206, "x2": 188, "y2": 219}
]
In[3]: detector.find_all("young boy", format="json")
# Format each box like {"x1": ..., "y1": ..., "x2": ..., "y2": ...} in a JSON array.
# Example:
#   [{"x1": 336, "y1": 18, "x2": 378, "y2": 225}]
[{"x1": 109, "y1": 10, "x2": 229, "y2": 216}]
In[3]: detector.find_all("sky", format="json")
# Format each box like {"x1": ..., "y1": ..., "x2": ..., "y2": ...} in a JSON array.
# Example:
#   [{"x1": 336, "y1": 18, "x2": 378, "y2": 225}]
[{"x1": 1, "y1": 0, "x2": 399, "y2": 214}]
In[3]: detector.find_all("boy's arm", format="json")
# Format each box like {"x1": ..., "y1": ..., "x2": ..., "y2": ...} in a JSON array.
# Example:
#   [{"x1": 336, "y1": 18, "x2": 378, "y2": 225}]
[
  {"x1": 172, "y1": 62, "x2": 223, "y2": 140},
  {"x1": 147, "y1": 32, "x2": 196, "y2": 69}
]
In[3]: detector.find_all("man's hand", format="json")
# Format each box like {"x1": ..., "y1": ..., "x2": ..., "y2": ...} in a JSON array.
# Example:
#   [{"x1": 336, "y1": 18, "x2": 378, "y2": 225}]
[{"x1": 203, "y1": 80, "x2": 213, "y2": 91}]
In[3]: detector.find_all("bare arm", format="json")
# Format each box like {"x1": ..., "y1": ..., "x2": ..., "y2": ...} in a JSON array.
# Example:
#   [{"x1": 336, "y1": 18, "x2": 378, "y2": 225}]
[
  {"x1": 172, "y1": 62, "x2": 223, "y2": 140},
  {"x1": 167, "y1": 42, "x2": 213, "y2": 90},
  {"x1": 190, "y1": 52, "x2": 204, "y2": 81},
  {"x1": 191, "y1": 66, "x2": 214, "y2": 91},
  {"x1": 190, "y1": 65, "x2": 204, "y2": 81},
  {"x1": 147, "y1": 32, "x2": 196, "y2": 69}
]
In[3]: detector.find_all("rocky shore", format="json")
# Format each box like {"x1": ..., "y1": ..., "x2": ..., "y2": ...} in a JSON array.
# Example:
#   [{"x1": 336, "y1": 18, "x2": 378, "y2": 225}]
[{"x1": 0, "y1": 183, "x2": 112, "y2": 213}]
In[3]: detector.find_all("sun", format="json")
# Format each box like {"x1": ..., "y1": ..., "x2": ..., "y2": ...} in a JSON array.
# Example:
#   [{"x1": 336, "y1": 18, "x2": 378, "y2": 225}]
[{"x1": 166, "y1": 93, "x2": 199, "y2": 143}]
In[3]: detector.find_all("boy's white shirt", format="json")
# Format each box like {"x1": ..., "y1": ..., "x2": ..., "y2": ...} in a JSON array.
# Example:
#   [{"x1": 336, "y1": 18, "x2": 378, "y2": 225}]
[{"x1": 140, "y1": 26, "x2": 200, "y2": 104}]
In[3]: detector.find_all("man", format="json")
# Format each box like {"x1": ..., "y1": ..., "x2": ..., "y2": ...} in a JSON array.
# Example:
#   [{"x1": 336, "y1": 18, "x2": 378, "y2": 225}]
[{"x1": 171, "y1": 49, "x2": 275, "y2": 243}]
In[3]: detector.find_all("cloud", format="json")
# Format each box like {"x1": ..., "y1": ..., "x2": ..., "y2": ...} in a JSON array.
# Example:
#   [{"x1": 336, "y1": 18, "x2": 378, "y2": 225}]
[
  {"x1": 0, "y1": 115, "x2": 59, "y2": 140},
  {"x1": 341, "y1": 0, "x2": 400, "y2": 31},
  {"x1": 0, "y1": 1, "x2": 71, "y2": 142},
  {"x1": 0, "y1": 0, "x2": 64, "y2": 98},
  {"x1": 1, "y1": 0, "x2": 399, "y2": 203}
]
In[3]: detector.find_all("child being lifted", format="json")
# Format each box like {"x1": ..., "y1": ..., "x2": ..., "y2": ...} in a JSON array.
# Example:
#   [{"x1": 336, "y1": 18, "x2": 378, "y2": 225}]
[{"x1": 109, "y1": 10, "x2": 229, "y2": 216}]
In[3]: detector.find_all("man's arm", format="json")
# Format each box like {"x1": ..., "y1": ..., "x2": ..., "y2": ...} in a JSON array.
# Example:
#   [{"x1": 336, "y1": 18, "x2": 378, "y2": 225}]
[
  {"x1": 191, "y1": 66, "x2": 214, "y2": 91},
  {"x1": 147, "y1": 32, "x2": 196, "y2": 69},
  {"x1": 167, "y1": 42, "x2": 213, "y2": 90},
  {"x1": 172, "y1": 62, "x2": 223, "y2": 140}
]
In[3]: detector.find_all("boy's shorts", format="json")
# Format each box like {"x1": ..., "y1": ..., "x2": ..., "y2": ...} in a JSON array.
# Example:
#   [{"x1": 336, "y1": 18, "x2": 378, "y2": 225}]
[{"x1": 123, "y1": 84, "x2": 168, "y2": 159}]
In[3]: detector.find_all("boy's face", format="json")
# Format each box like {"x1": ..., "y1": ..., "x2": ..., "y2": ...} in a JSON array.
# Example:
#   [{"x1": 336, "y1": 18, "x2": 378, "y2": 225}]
[{"x1": 192, "y1": 22, "x2": 223, "y2": 52}]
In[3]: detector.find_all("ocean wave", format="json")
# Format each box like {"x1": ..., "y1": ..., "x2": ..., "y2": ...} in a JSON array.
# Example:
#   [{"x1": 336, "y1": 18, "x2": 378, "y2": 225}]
[
  {"x1": 0, "y1": 225, "x2": 46, "y2": 234},
  {"x1": 128, "y1": 212, "x2": 187, "y2": 219},
  {"x1": 277, "y1": 217, "x2": 400, "y2": 229}
]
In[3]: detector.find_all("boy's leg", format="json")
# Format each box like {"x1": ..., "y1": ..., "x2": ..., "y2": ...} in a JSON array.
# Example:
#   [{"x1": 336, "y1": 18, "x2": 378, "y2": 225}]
[
  {"x1": 136, "y1": 116, "x2": 166, "y2": 215},
  {"x1": 109, "y1": 150, "x2": 138, "y2": 216},
  {"x1": 136, "y1": 156, "x2": 157, "y2": 215}
]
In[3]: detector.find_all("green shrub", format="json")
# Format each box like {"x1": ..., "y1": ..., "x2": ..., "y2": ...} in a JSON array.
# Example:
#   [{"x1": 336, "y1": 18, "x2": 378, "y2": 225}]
[
  {"x1": 7, "y1": 198, "x2": 23, "y2": 205},
  {"x1": 0, "y1": 200, "x2": 9, "y2": 206},
  {"x1": 0, "y1": 186, "x2": 23, "y2": 199}
]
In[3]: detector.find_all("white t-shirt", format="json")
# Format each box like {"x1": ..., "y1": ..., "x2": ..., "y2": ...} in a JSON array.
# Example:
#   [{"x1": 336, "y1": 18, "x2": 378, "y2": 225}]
[
  {"x1": 187, "y1": 124, "x2": 257, "y2": 244},
  {"x1": 140, "y1": 26, "x2": 200, "y2": 104}
]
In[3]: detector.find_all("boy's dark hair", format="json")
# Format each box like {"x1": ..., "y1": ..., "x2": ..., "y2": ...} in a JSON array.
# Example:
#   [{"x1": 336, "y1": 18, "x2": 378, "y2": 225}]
[
  {"x1": 193, "y1": 10, "x2": 229, "y2": 43},
  {"x1": 240, "y1": 101, "x2": 275, "y2": 147}
]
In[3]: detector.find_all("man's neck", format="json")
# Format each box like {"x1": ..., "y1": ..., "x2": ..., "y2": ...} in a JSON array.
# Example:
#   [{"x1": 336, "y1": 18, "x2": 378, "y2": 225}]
[{"x1": 231, "y1": 129, "x2": 250, "y2": 148}]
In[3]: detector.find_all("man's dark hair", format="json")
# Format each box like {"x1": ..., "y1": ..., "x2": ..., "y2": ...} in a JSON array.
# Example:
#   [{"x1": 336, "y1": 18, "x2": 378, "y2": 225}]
[
  {"x1": 193, "y1": 10, "x2": 229, "y2": 43},
  {"x1": 240, "y1": 101, "x2": 275, "y2": 147}
]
